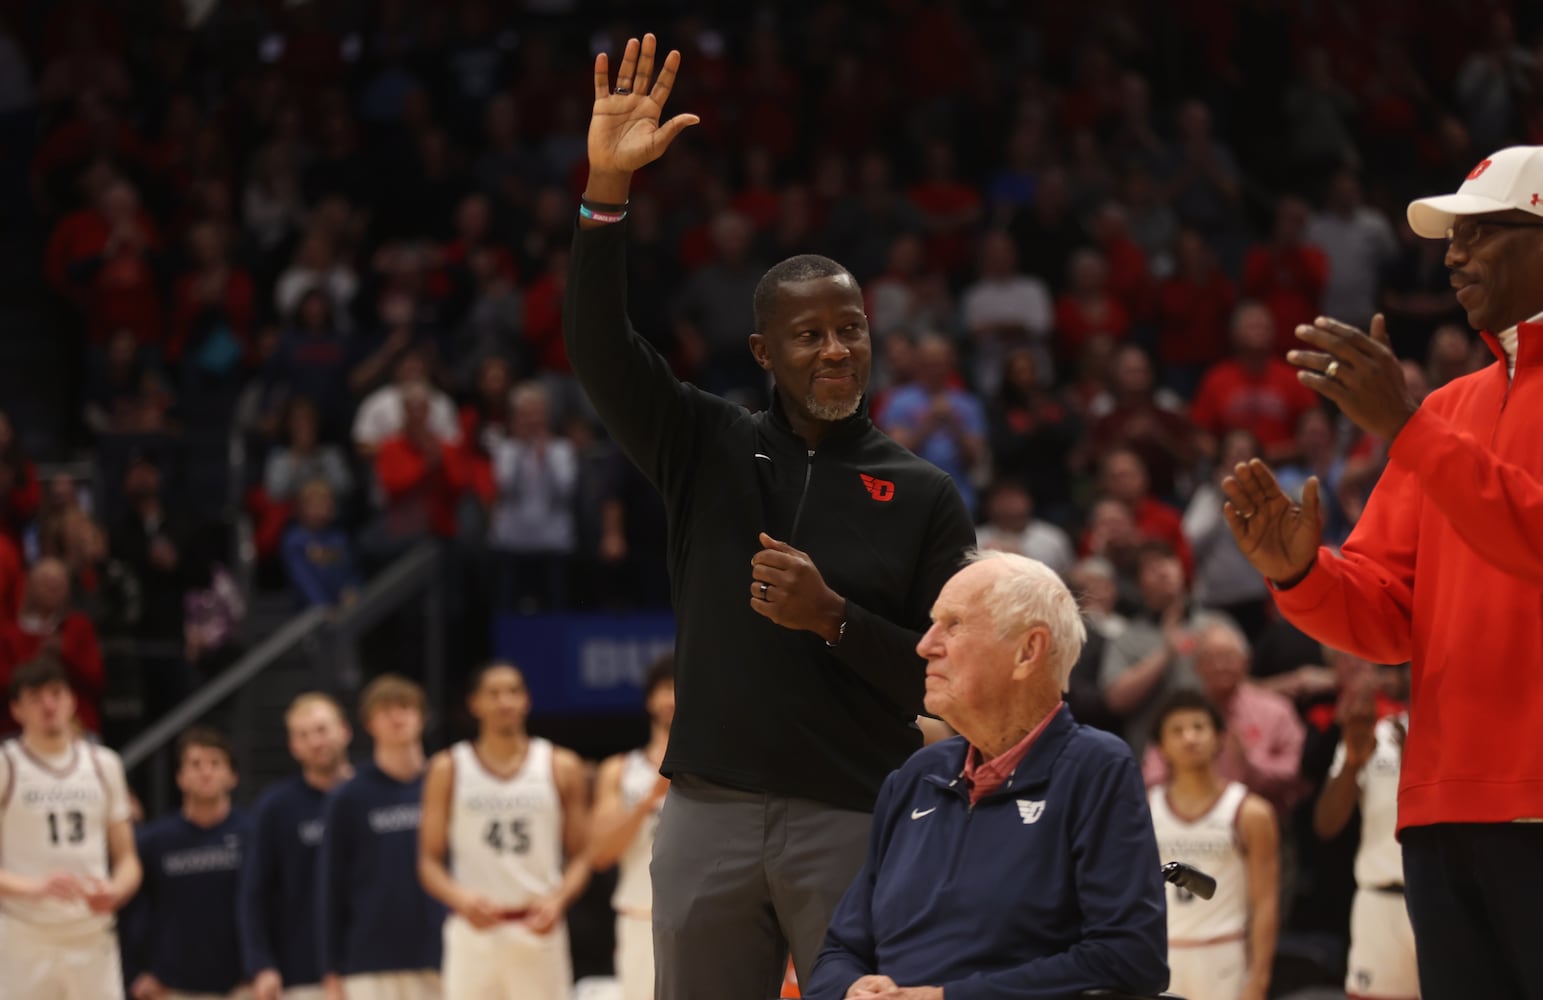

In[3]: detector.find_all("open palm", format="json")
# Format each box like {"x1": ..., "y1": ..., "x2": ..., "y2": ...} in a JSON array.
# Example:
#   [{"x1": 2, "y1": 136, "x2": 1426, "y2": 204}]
[
  {"x1": 1221, "y1": 458, "x2": 1323, "y2": 584},
  {"x1": 589, "y1": 35, "x2": 699, "y2": 175}
]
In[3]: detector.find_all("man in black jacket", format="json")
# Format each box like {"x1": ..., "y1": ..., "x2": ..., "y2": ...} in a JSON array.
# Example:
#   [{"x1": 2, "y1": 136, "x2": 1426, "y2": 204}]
[{"x1": 564, "y1": 34, "x2": 977, "y2": 1000}]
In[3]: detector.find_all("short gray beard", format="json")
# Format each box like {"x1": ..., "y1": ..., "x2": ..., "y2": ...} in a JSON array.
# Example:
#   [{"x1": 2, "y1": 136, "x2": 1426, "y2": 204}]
[{"x1": 804, "y1": 392, "x2": 861, "y2": 421}]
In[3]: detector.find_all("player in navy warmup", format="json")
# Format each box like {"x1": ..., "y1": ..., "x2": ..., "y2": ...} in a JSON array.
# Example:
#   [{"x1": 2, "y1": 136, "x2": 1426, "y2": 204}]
[
  {"x1": 317, "y1": 675, "x2": 444, "y2": 1000},
  {"x1": 240, "y1": 692, "x2": 354, "y2": 1000},
  {"x1": 123, "y1": 726, "x2": 251, "y2": 1000}
]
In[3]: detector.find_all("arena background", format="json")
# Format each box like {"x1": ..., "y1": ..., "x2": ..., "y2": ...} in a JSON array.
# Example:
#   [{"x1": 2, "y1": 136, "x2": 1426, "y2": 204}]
[{"x1": 0, "y1": 0, "x2": 1537, "y2": 992}]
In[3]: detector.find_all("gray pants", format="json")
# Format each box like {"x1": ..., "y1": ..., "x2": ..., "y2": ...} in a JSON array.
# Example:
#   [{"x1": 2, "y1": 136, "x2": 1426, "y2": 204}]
[{"x1": 651, "y1": 774, "x2": 872, "y2": 999}]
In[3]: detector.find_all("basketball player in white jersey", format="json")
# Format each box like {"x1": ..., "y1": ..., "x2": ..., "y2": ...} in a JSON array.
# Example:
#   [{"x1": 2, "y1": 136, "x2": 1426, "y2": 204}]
[
  {"x1": 0, "y1": 657, "x2": 143, "y2": 999},
  {"x1": 1149, "y1": 689, "x2": 1279, "y2": 1000},
  {"x1": 1314, "y1": 664, "x2": 1418, "y2": 1000},
  {"x1": 419, "y1": 661, "x2": 591, "y2": 1000},
  {"x1": 590, "y1": 656, "x2": 674, "y2": 1000}
]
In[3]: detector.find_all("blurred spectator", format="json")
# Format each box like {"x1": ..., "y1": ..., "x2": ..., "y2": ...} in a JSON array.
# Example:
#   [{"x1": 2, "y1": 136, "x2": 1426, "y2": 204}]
[
  {"x1": 827, "y1": 152, "x2": 924, "y2": 283},
  {"x1": 673, "y1": 210, "x2": 763, "y2": 398},
  {"x1": 170, "y1": 222, "x2": 255, "y2": 424},
  {"x1": 1455, "y1": 11, "x2": 1535, "y2": 153},
  {"x1": 488, "y1": 382, "x2": 577, "y2": 612},
  {"x1": 1100, "y1": 541, "x2": 1221, "y2": 754},
  {"x1": 1087, "y1": 345, "x2": 1198, "y2": 501},
  {"x1": 84, "y1": 327, "x2": 176, "y2": 435},
  {"x1": 984, "y1": 122, "x2": 1044, "y2": 224},
  {"x1": 1063, "y1": 555, "x2": 1125, "y2": 733},
  {"x1": 731, "y1": 146, "x2": 781, "y2": 232},
  {"x1": 1243, "y1": 196, "x2": 1328, "y2": 357},
  {"x1": 351, "y1": 349, "x2": 460, "y2": 458},
  {"x1": 1305, "y1": 170, "x2": 1398, "y2": 329},
  {"x1": 110, "y1": 452, "x2": 206, "y2": 725},
  {"x1": 1275, "y1": 407, "x2": 1354, "y2": 546},
  {"x1": 1283, "y1": 47, "x2": 1359, "y2": 185},
  {"x1": 242, "y1": 144, "x2": 307, "y2": 261},
  {"x1": 1009, "y1": 166, "x2": 1085, "y2": 297},
  {"x1": 1184, "y1": 429, "x2": 1272, "y2": 640},
  {"x1": 274, "y1": 230, "x2": 358, "y2": 326},
  {"x1": 53, "y1": 508, "x2": 139, "y2": 638},
  {"x1": 907, "y1": 140, "x2": 982, "y2": 277},
  {"x1": 1162, "y1": 100, "x2": 1242, "y2": 239},
  {"x1": 1141, "y1": 619, "x2": 1306, "y2": 818},
  {"x1": 0, "y1": 558, "x2": 104, "y2": 734},
  {"x1": 452, "y1": 247, "x2": 526, "y2": 386},
  {"x1": 263, "y1": 289, "x2": 352, "y2": 439},
  {"x1": 1426, "y1": 324, "x2": 1481, "y2": 390},
  {"x1": 1190, "y1": 302, "x2": 1319, "y2": 462},
  {"x1": 960, "y1": 231, "x2": 1054, "y2": 397},
  {"x1": 1121, "y1": 167, "x2": 1179, "y2": 278},
  {"x1": 1381, "y1": 220, "x2": 1468, "y2": 362},
  {"x1": 0, "y1": 521, "x2": 22, "y2": 621},
  {"x1": 282, "y1": 481, "x2": 360, "y2": 609},
  {"x1": 879, "y1": 334, "x2": 988, "y2": 514},
  {"x1": 1091, "y1": 202, "x2": 1154, "y2": 326},
  {"x1": 1091, "y1": 448, "x2": 1193, "y2": 579},
  {"x1": 474, "y1": 92, "x2": 543, "y2": 215},
  {"x1": 0, "y1": 407, "x2": 40, "y2": 541},
  {"x1": 863, "y1": 232, "x2": 955, "y2": 341},
  {"x1": 368, "y1": 383, "x2": 471, "y2": 559},
  {"x1": 975, "y1": 479, "x2": 1075, "y2": 576},
  {"x1": 1055, "y1": 249, "x2": 1130, "y2": 367},
  {"x1": 44, "y1": 176, "x2": 163, "y2": 348},
  {"x1": 1083, "y1": 497, "x2": 1145, "y2": 596},
  {"x1": 1154, "y1": 223, "x2": 1241, "y2": 398},
  {"x1": 264, "y1": 397, "x2": 353, "y2": 508}
]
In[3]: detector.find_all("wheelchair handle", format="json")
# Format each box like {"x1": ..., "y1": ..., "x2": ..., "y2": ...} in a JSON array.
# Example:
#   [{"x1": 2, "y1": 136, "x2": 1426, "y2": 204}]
[{"x1": 1162, "y1": 861, "x2": 1216, "y2": 900}]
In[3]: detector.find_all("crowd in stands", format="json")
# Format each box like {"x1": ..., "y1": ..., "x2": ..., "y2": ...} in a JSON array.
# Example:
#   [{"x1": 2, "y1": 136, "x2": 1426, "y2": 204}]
[{"x1": 1, "y1": 0, "x2": 1541, "y2": 989}]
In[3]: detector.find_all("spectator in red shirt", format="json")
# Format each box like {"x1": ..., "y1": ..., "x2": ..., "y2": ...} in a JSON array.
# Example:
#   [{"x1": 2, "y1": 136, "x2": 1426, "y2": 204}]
[
  {"x1": 44, "y1": 176, "x2": 163, "y2": 348},
  {"x1": 0, "y1": 532, "x2": 23, "y2": 623},
  {"x1": 0, "y1": 558, "x2": 104, "y2": 735},
  {"x1": 1157, "y1": 229, "x2": 1239, "y2": 394},
  {"x1": 1088, "y1": 346, "x2": 1201, "y2": 501},
  {"x1": 1092, "y1": 202, "x2": 1154, "y2": 325},
  {"x1": 907, "y1": 140, "x2": 983, "y2": 277},
  {"x1": 370, "y1": 382, "x2": 473, "y2": 559},
  {"x1": 0, "y1": 408, "x2": 40, "y2": 544},
  {"x1": 1090, "y1": 448, "x2": 1194, "y2": 579},
  {"x1": 1055, "y1": 249, "x2": 1131, "y2": 367},
  {"x1": 1190, "y1": 301, "x2": 1319, "y2": 461},
  {"x1": 1243, "y1": 196, "x2": 1328, "y2": 356}
]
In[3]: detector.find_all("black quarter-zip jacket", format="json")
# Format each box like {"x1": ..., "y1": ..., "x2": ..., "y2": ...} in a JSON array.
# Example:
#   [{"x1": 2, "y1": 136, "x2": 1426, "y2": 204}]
[{"x1": 564, "y1": 222, "x2": 977, "y2": 811}]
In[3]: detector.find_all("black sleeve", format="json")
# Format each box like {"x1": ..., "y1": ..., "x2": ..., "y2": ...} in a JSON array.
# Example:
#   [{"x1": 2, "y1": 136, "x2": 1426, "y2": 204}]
[
  {"x1": 829, "y1": 482, "x2": 976, "y2": 713},
  {"x1": 562, "y1": 222, "x2": 733, "y2": 502}
]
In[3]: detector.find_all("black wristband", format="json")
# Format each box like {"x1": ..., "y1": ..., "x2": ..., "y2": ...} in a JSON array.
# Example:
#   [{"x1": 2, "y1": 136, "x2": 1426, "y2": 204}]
[{"x1": 580, "y1": 196, "x2": 630, "y2": 213}]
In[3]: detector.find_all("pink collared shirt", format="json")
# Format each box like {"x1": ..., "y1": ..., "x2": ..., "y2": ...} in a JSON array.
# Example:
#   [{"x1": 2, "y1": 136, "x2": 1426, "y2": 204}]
[{"x1": 963, "y1": 703, "x2": 1065, "y2": 806}]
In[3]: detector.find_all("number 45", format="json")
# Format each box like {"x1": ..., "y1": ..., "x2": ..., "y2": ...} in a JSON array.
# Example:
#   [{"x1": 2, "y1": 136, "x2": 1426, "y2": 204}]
[{"x1": 483, "y1": 818, "x2": 530, "y2": 855}]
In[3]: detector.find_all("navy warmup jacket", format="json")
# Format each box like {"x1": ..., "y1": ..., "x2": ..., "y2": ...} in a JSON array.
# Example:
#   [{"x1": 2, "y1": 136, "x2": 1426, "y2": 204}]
[
  {"x1": 316, "y1": 763, "x2": 444, "y2": 977},
  {"x1": 238, "y1": 776, "x2": 329, "y2": 986}
]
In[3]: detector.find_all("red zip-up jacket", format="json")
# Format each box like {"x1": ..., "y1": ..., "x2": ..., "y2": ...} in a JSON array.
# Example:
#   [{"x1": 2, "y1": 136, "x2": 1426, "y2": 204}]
[{"x1": 1273, "y1": 327, "x2": 1543, "y2": 832}]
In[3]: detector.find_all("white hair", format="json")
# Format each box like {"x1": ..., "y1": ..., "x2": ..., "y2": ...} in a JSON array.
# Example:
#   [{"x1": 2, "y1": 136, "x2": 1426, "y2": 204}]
[
  {"x1": 1193, "y1": 614, "x2": 1250, "y2": 658},
  {"x1": 966, "y1": 549, "x2": 1087, "y2": 691}
]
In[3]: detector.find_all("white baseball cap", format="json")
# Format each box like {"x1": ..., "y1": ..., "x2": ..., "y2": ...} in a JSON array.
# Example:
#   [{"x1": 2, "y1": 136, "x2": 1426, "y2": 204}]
[{"x1": 1407, "y1": 146, "x2": 1543, "y2": 238}]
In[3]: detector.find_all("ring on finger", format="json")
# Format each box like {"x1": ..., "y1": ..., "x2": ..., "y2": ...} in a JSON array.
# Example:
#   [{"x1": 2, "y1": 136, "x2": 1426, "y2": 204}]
[
  {"x1": 1325, "y1": 359, "x2": 1340, "y2": 379},
  {"x1": 613, "y1": 86, "x2": 632, "y2": 95},
  {"x1": 759, "y1": 582, "x2": 769, "y2": 599}
]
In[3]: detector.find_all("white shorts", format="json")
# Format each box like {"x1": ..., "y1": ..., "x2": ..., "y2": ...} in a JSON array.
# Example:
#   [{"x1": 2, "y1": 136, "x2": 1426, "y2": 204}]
[
  {"x1": 0, "y1": 918, "x2": 124, "y2": 1000},
  {"x1": 283, "y1": 989, "x2": 326, "y2": 1000},
  {"x1": 442, "y1": 914, "x2": 570, "y2": 1000},
  {"x1": 167, "y1": 990, "x2": 254, "y2": 1000},
  {"x1": 615, "y1": 912, "x2": 653, "y2": 1000},
  {"x1": 1346, "y1": 887, "x2": 1420, "y2": 998},
  {"x1": 341, "y1": 970, "x2": 442, "y2": 1000},
  {"x1": 1168, "y1": 937, "x2": 1247, "y2": 1000}
]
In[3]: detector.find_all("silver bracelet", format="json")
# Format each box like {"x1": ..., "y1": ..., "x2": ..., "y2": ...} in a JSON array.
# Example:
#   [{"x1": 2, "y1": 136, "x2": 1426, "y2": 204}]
[{"x1": 826, "y1": 620, "x2": 847, "y2": 648}]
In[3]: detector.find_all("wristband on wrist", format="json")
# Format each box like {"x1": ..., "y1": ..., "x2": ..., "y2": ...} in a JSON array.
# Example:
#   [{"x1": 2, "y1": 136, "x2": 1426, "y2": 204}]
[
  {"x1": 578, "y1": 202, "x2": 627, "y2": 224},
  {"x1": 825, "y1": 619, "x2": 847, "y2": 648}
]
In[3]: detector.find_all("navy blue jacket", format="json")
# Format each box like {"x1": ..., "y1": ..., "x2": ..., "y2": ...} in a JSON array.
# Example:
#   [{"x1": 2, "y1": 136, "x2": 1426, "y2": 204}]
[
  {"x1": 122, "y1": 808, "x2": 251, "y2": 994},
  {"x1": 807, "y1": 711, "x2": 1169, "y2": 1000},
  {"x1": 238, "y1": 776, "x2": 329, "y2": 985},
  {"x1": 316, "y1": 763, "x2": 444, "y2": 976}
]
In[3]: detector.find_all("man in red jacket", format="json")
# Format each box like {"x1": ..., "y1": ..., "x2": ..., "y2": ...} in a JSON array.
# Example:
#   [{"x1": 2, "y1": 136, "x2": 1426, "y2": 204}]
[
  {"x1": 0, "y1": 559, "x2": 104, "y2": 735},
  {"x1": 1222, "y1": 145, "x2": 1543, "y2": 1000}
]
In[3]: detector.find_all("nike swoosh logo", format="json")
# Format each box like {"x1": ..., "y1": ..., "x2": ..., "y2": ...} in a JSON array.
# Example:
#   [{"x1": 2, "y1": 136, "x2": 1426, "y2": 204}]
[
  {"x1": 754, "y1": 453, "x2": 772, "y2": 462},
  {"x1": 910, "y1": 807, "x2": 936, "y2": 820}
]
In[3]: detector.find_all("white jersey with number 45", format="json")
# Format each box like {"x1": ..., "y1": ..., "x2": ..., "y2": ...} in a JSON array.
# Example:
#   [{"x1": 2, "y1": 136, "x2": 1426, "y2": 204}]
[
  {"x1": 449, "y1": 738, "x2": 562, "y2": 910},
  {"x1": 0, "y1": 739, "x2": 131, "y2": 933}
]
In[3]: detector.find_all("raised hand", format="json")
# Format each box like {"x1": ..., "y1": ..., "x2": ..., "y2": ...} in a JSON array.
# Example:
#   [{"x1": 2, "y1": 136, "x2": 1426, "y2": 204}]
[
  {"x1": 1288, "y1": 313, "x2": 1420, "y2": 441},
  {"x1": 588, "y1": 34, "x2": 700, "y2": 179},
  {"x1": 1221, "y1": 459, "x2": 1323, "y2": 586}
]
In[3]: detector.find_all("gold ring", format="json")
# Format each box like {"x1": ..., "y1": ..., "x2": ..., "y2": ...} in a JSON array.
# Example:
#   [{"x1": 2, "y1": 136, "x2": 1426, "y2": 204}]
[{"x1": 1325, "y1": 360, "x2": 1340, "y2": 379}]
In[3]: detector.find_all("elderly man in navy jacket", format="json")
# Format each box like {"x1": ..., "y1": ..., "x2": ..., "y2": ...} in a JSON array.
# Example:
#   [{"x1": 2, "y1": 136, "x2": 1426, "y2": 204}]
[{"x1": 808, "y1": 551, "x2": 1169, "y2": 1000}]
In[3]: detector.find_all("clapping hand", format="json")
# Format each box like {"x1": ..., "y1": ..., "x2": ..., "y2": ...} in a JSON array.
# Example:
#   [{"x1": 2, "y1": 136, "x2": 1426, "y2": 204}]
[
  {"x1": 1221, "y1": 459, "x2": 1323, "y2": 586},
  {"x1": 1288, "y1": 314, "x2": 1420, "y2": 442}
]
